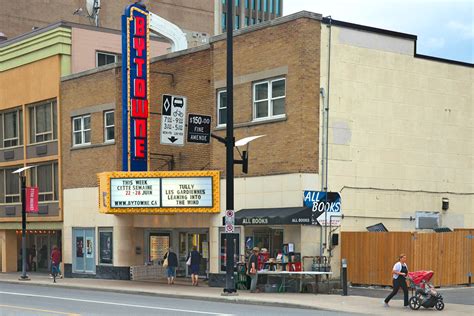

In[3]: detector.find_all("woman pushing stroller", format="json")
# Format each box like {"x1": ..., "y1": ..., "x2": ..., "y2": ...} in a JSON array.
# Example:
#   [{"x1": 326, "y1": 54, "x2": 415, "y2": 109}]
[{"x1": 384, "y1": 253, "x2": 409, "y2": 308}]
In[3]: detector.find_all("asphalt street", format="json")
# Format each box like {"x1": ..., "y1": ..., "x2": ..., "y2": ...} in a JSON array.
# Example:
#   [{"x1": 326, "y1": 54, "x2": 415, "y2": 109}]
[
  {"x1": 348, "y1": 286, "x2": 474, "y2": 306},
  {"x1": 0, "y1": 283, "x2": 357, "y2": 316}
]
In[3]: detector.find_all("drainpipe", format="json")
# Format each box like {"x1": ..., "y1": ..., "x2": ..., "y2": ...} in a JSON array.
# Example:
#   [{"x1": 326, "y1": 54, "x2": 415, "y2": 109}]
[{"x1": 319, "y1": 16, "x2": 333, "y2": 262}]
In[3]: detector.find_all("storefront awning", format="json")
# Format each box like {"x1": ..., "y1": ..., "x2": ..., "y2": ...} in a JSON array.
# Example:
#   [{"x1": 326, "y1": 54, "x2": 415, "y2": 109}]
[{"x1": 235, "y1": 207, "x2": 312, "y2": 225}]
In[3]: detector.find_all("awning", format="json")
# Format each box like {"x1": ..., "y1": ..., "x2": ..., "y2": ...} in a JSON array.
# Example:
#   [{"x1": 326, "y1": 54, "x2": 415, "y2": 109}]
[{"x1": 235, "y1": 207, "x2": 313, "y2": 225}]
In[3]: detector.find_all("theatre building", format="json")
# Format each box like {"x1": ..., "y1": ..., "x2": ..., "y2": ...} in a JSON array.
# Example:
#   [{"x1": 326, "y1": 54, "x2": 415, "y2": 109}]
[
  {"x1": 0, "y1": 21, "x2": 168, "y2": 273},
  {"x1": 59, "y1": 10, "x2": 472, "y2": 285}
]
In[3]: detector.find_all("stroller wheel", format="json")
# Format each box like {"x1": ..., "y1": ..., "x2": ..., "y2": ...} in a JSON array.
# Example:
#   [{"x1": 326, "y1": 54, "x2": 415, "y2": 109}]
[
  {"x1": 435, "y1": 300, "x2": 445, "y2": 311},
  {"x1": 409, "y1": 296, "x2": 421, "y2": 310}
]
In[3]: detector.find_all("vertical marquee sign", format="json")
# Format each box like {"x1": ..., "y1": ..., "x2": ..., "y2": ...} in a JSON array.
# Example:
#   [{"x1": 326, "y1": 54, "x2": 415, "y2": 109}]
[{"x1": 122, "y1": 3, "x2": 150, "y2": 171}]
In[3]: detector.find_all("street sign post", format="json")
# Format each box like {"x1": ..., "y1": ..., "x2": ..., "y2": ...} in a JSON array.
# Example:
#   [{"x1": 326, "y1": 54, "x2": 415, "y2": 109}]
[
  {"x1": 187, "y1": 114, "x2": 211, "y2": 144},
  {"x1": 160, "y1": 94, "x2": 187, "y2": 146},
  {"x1": 225, "y1": 209, "x2": 235, "y2": 233}
]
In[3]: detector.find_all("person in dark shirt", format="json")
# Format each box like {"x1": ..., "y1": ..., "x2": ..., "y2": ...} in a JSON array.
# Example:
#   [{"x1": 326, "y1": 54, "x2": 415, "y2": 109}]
[
  {"x1": 163, "y1": 247, "x2": 178, "y2": 285},
  {"x1": 187, "y1": 246, "x2": 201, "y2": 286},
  {"x1": 247, "y1": 247, "x2": 259, "y2": 293}
]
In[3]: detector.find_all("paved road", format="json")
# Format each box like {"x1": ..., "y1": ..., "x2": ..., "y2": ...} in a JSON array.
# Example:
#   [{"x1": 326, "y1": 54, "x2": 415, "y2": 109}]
[
  {"x1": 0, "y1": 283, "x2": 357, "y2": 316},
  {"x1": 348, "y1": 286, "x2": 474, "y2": 306}
]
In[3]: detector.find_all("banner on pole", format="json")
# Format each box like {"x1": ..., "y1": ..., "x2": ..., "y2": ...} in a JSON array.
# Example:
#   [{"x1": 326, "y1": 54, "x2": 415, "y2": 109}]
[{"x1": 26, "y1": 187, "x2": 39, "y2": 213}]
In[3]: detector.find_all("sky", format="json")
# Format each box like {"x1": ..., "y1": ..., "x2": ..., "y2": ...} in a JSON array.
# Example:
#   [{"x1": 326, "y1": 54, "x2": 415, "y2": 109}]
[{"x1": 283, "y1": 0, "x2": 473, "y2": 64}]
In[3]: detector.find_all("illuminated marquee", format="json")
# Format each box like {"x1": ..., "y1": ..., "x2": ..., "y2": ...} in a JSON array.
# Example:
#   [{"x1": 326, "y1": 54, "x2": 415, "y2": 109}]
[
  {"x1": 122, "y1": 4, "x2": 150, "y2": 171},
  {"x1": 98, "y1": 171, "x2": 221, "y2": 214}
]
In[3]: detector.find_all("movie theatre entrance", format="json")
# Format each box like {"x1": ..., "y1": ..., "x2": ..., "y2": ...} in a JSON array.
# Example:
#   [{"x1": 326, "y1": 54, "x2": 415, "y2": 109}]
[{"x1": 145, "y1": 229, "x2": 209, "y2": 278}]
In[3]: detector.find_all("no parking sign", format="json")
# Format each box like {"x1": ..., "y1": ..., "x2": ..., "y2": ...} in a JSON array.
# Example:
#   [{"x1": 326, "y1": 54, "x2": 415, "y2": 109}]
[{"x1": 225, "y1": 210, "x2": 235, "y2": 233}]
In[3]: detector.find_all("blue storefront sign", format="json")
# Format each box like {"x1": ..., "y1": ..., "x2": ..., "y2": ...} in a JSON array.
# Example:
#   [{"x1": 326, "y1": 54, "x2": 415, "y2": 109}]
[{"x1": 303, "y1": 191, "x2": 342, "y2": 226}]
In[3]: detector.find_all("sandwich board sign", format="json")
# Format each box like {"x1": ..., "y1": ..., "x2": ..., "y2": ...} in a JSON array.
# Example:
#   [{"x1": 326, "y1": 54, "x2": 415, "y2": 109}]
[{"x1": 160, "y1": 94, "x2": 187, "y2": 146}]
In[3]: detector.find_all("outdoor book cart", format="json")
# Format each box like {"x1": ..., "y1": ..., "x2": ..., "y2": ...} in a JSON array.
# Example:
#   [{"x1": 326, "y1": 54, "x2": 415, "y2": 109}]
[{"x1": 258, "y1": 270, "x2": 333, "y2": 293}]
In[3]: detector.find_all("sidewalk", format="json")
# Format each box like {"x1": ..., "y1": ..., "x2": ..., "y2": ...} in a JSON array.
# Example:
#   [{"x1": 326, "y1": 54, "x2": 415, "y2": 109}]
[{"x1": 0, "y1": 273, "x2": 471, "y2": 315}]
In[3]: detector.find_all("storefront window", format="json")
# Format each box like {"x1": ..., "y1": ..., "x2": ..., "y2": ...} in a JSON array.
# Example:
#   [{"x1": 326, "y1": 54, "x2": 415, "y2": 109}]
[
  {"x1": 219, "y1": 227, "x2": 241, "y2": 272},
  {"x1": 99, "y1": 228, "x2": 113, "y2": 265},
  {"x1": 252, "y1": 228, "x2": 283, "y2": 257}
]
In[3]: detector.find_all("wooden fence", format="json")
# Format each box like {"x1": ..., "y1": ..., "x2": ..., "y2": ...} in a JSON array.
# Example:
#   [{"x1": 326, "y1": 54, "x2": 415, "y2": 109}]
[{"x1": 341, "y1": 230, "x2": 473, "y2": 287}]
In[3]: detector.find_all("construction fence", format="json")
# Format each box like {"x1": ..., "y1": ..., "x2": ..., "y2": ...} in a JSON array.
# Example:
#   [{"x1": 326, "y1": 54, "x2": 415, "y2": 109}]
[{"x1": 341, "y1": 230, "x2": 473, "y2": 287}]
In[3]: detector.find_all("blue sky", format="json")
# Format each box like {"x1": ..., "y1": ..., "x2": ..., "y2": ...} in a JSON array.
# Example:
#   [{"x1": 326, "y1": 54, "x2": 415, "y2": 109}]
[{"x1": 283, "y1": 0, "x2": 473, "y2": 63}]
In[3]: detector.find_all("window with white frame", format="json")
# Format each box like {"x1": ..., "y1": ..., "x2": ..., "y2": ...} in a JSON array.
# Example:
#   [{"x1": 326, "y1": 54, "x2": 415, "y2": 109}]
[
  {"x1": 104, "y1": 111, "x2": 114, "y2": 142},
  {"x1": 72, "y1": 115, "x2": 91, "y2": 146},
  {"x1": 4, "y1": 168, "x2": 20, "y2": 203},
  {"x1": 217, "y1": 90, "x2": 227, "y2": 126},
  {"x1": 96, "y1": 52, "x2": 118, "y2": 67},
  {"x1": 253, "y1": 78, "x2": 286, "y2": 120},
  {"x1": 29, "y1": 101, "x2": 56, "y2": 143},
  {"x1": 29, "y1": 163, "x2": 58, "y2": 202},
  {"x1": 3, "y1": 109, "x2": 22, "y2": 148}
]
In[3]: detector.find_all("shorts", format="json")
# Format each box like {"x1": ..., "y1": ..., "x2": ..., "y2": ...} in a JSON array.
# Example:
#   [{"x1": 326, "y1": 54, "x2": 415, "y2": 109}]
[
  {"x1": 166, "y1": 266, "x2": 176, "y2": 278},
  {"x1": 190, "y1": 264, "x2": 199, "y2": 275}
]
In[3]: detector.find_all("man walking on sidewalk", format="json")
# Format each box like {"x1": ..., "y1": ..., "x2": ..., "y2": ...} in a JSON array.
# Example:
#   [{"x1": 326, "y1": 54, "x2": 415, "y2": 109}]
[{"x1": 247, "y1": 247, "x2": 259, "y2": 293}]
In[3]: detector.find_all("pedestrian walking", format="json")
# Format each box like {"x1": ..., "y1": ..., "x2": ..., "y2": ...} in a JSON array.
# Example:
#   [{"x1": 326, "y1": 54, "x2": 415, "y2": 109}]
[
  {"x1": 51, "y1": 246, "x2": 61, "y2": 283},
  {"x1": 186, "y1": 246, "x2": 201, "y2": 286},
  {"x1": 247, "y1": 247, "x2": 259, "y2": 293},
  {"x1": 384, "y1": 253, "x2": 409, "y2": 308},
  {"x1": 163, "y1": 247, "x2": 178, "y2": 285}
]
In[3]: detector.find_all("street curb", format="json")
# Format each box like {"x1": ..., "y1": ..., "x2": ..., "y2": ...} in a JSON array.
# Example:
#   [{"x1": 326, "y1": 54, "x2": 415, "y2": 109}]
[{"x1": 0, "y1": 279, "x2": 346, "y2": 313}]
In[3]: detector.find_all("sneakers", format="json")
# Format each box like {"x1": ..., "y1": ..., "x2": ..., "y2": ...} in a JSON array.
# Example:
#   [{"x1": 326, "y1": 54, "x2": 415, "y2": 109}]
[{"x1": 383, "y1": 301, "x2": 389, "y2": 307}]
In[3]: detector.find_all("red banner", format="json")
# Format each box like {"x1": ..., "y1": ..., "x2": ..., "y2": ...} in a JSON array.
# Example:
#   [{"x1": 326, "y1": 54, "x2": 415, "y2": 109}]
[{"x1": 26, "y1": 187, "x2": 39, "y2": 213}]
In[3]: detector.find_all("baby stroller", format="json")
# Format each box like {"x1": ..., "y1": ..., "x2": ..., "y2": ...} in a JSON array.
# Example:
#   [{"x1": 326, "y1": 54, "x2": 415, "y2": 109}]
[{"x1": 407, "y1": 271, "x2": 444, "y2": 311}]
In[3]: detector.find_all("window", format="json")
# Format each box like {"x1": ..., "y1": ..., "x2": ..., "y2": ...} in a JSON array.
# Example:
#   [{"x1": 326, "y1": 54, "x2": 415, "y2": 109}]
[
  {"x1": 222, "y1": 13, "x2": 227, "y2": 32},
  {"x1": 217, "y1": 90, "x2": 227, "y2": 126},
  {"x1": 263, "y1": 0, "x2": 267, "y2": 12},
  {"x1": 4, "y1": 168, "x2": 20, "y2": 203},
  {"x1": 253, "y1": 78, "x2": 286, "y2": 120},
  {"x1": 96, "y1": 52, "x2": 118, "y2": 67},
  {"x1": 245, "y1": 16, "x2": 249, "y2": 26},
  {"x1": 2, "y1": 109, "x2": 22, "y2": 148},
  {"x1": 269, "y1": 0, "x2": 273, "y2": 13},
  {"x1": 29, "y1": 163, "x2": 58, "y2": 202},
  {"x1": 104, "y1": 111, "x2": 114, "y2": 142},
  {"x1": 29, "y1": 101, "x2": 56, "y2": 143},
  {"x1": 245, "y1": 0, "x2": 249, "y2": 8},
  {"x1": 252, "y1": 18, "x2": 256, "y2": 25},
  {"x1": 257, "y1": 0, "x2": 261, "y2": 10},
  {"x1": 72, "y1": 115, "x2": 91, "y2": 146},
  {"x1": 99, "y1": 228, "x2": 113, "y2": 265},
  {"x1": 235, "y1": 15, "x2": 240, "y2": 29},
  {"x1": 235, "y1": 0, "x2": 240, "y2": 7},
  {"x1": 275, "y1": 0, "x2": 280, "y2": 15},
  {"x1": 252, "y1": 0, "x2": 256, "y2": 9}
]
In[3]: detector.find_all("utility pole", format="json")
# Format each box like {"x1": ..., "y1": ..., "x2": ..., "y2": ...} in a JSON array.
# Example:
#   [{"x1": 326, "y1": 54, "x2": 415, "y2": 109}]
[{"x1": 223, "y1": 0, "x2": 236, "y2": 294}]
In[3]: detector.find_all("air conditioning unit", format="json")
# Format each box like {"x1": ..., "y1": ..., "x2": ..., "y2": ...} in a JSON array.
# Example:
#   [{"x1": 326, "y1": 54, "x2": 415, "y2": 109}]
[{"x1": 415, "y1": 211, "x2": 440, "y2": 229}]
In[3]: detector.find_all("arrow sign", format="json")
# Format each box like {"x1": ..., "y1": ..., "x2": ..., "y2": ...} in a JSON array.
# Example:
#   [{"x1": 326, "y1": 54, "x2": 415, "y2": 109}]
[
  {"x1": 168, "y1": 136, "x2": 178, "y2": 143},
  {"x1": 160, "y1": 94, "x2": 187, "y2": 146}
]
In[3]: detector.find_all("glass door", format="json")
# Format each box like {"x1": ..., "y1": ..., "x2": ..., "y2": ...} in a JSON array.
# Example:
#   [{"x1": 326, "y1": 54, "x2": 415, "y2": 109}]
[
  {"x1": 72, "y1": 228, "x2": 95, "y2": 274},
  {"x1": 177, "y1": 231, "x2": 209, "y2": 278},
  {"x1": 148, "y1": 233, "x2": 169, "y2": 265}
]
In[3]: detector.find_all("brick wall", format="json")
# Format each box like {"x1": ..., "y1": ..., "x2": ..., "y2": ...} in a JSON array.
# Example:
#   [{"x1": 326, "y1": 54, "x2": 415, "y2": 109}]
[
  {"x1": 60, "y1": 16, "x2": 321, "y2": 189},
  {"x1": 211, "y1": 18, "x2": 321, "y2": 177}
]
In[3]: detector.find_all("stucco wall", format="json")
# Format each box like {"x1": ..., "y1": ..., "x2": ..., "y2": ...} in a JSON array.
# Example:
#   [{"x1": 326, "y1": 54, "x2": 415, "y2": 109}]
[
  {"x1": 71, "y1": 27, "x2": 170, "y2": 74},
  {"x1": 320, "y1": 25, "x2": 473, "y2": 231},
  {"x1": 0, "y1": 55, "x2": 60, "y2": 109}
]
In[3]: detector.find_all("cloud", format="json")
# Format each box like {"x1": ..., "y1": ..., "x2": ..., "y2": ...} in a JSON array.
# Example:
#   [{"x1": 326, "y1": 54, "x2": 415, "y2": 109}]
[{"x1": 447, "y1": 20, "x2": 474, "y2": 39}]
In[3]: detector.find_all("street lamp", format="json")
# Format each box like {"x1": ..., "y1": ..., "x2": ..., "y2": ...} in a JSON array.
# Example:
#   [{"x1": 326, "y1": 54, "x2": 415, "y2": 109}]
[{"x1": 13, "y1": 165, "x2": 34, "y2": 280}]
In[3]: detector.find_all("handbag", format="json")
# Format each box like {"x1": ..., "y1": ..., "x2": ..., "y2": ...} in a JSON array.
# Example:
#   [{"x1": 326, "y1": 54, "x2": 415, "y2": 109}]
[
  {"x1": 163, "y1": 252, "x2": 169, "y2": 268},
  {"x1": 186, "y1": 254, "x2": 192, "y2": 266}
]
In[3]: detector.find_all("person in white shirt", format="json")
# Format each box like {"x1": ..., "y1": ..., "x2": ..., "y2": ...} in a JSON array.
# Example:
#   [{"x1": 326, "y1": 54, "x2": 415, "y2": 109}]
[{"x1": 384, "y1": 254, "x2": 409, "y2": 307}]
